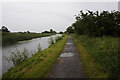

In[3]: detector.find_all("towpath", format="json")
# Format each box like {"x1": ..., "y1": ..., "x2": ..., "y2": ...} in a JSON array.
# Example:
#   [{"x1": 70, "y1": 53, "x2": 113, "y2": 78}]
[{"x1": 49, "y1": 35, "x2": 85, "y2": 78}]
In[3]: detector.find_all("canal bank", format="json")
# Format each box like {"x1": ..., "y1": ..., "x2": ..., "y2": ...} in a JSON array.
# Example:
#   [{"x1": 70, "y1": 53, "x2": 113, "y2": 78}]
[
  {"x1": 2, "y1": 34, "x2": 61, "y2": 74},
  {"x1": 2, "y1": 35, "x2": 67, "y2": 78}
]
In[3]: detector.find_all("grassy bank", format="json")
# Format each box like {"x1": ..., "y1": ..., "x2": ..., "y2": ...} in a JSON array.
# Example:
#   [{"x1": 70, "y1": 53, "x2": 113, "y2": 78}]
[
  {"x1": 71, "y1": 34, "x2": 119, "y2": 78},
  {"x1": 2, "y1": 32, "x2": 55, "y2": 46},
  {"x1": 2, "y1": 35, "x2": 68, "y2": 78}
]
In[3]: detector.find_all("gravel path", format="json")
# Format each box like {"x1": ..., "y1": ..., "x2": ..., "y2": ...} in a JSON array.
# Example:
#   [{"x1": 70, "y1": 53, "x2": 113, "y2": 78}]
[{"x1": 49, "y1": 35, "x2": 85, "y2": 78}]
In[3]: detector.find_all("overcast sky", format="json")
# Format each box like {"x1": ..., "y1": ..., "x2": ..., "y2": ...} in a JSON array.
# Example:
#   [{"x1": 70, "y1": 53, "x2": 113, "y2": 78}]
[{"x1": 1, "y1": 2, "x2": 118, "y2": 33}]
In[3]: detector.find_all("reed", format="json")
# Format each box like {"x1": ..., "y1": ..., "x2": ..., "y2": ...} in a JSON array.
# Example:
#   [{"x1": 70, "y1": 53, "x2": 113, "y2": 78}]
[{"x1": 2, "y1": 32, "x2": 54, "y2": 46}]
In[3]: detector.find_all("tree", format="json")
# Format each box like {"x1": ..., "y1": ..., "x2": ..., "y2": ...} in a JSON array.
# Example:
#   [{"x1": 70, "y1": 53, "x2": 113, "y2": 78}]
[
  {"x1": 42, "y1": 31, "x2": 50, "y2": 33},
  {"x1": 66, "y1": 26, "x2": 75, "y2": 33},
  {"x1": 72, "y1": 10, "x2": 120, "y2": 37},
  {"x1": 27, "y1": 31, "x2": 30, "y2": 33},
  {"x1": 50, "y1": 29, "x2": 56, "y2": 33},
  {"x1": 59, "y1": 31, "x2": 63, "y2": 34},
  {"x1": 1, "y1": 26, "x2": 10, "y2": 32},
  {"x1": 50, "y1": 29, "x2": 53, "y2": 32}
]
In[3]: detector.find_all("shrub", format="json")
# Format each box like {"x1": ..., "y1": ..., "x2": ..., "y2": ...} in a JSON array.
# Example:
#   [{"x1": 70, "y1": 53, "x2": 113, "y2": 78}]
[
  {"x1": 3, "y1": 48, "x2": 29, "y2": 66},
  {"x1": 37, "y1": 43, "x2": 42, "y2": 52},
  {"x1": 48, "y1": 37, "x2": 54, "y2": 45},
  {"x1": 55, "y1": 36, "x2": 62, "y2": 42}
]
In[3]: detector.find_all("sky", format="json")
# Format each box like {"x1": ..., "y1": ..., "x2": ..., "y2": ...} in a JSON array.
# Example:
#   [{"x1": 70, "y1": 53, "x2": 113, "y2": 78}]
[
  {"x1": 0, "y1": 0, "x2": 119, "y2": 2},
  {"x1": 1, "y1": 2, "x2": 119, "y2": 33}
]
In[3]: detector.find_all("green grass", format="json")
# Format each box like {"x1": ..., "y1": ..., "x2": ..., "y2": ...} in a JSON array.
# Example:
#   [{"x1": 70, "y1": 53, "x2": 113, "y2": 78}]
[
  {"x1": 71, "y1": 34, "x2": 119, "y2": 78},
  {"x1": 2, "y1": 35, "x2": 68, "y2": 78},
  {"x1": 2, "y1": 32, "x2": 55, "y2": 46}
]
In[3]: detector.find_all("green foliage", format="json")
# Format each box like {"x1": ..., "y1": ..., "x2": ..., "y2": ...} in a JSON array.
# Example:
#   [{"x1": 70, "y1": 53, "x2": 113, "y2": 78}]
[
  {"x1": 48, "y1": 37, "x2": 54, "y2": 45},
  {"x1": 59, "y1": 31, "x2": 64, "y2": 34},
  {"x1": 1, "y1": 26, "x2": 10, "y2": 32},
  {"x1": 49, "y1": 35, "x2": 64, "y2": 45},
  {"x1": 42, "y1": 29, "x2": 56, "y2": 34},
  {"x1": 72, "y1": 35, "x2": 120, "y2": 78},
  {"x1": 2, "y1": 32, "x2": 53, "y2": 46},
  {"x1": 37, "y1": 43, "x2": 42, "y2": 52},
  {"x1": 66, "y1": 26, "x2": 75, "y2": 34},
  {"x1": 3, "y1": 48, "x2": 29, "y2": 66},
  {"x1": 55, "y1": 36, "x2": 63, "y2": 42},
  {"x1": 72, "y1": 10, "x2": 120, "y2": 37}
]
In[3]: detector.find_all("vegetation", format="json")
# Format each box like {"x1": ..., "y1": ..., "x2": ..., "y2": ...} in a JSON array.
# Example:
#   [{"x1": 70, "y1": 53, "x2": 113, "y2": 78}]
[
  {"x1": 37, "y1": 43, "x2": 42, "y2": 53},
  {"x1": 42, "y1": 29, "x2": 56, "y2": 34},
  {"x1": 66, "y1": 26, "x2": 75, "y2": 34},
  {"x1": 59, "y1": 31, "x2": 64, "y2": 34},
  {"x1": 0, "y1": 26, "x2": 10, "y2": 33},
  {"x1": 48, "y1": 35, "x2": 64, "y2": 45},
  {"x1": 3, "y1": 35, "x2": 64, "y2": 67},
  {"x1": 48, "y1": 37, "x2": 55, "y2": 45},
  {"x1": 67, "y1": 10, "x2": 120, "y2": 78},
  {"x1": 2, "y1": 35, "x2": 67, "y2": 78},
  {"x1": 71, "y1": 34, "x2": 119, "y2": 78},
  {"x1": 2, "y1": 32, "x2": 54, "y2": 46},
  {"x1": 55, "y1": 35, "x2": 63, "y2": 42},
  {"x1": 72, "y1": 10, "x2": 120, "y2": 37},
  {"x1": 4, "y1": 43, "x2": 42, "y2": 66},
  {"x1": 3, "y1": 48, "x2": 29, "y2": 66}
]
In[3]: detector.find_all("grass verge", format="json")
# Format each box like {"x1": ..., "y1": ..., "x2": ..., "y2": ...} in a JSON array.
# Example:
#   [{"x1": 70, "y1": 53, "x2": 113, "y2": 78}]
[
  {"x1": 71, "y1": 34, "x2": 119, "y2": 78},
  {"x1": 2, "y1": 35, "x2": 68, "y2": 78}
]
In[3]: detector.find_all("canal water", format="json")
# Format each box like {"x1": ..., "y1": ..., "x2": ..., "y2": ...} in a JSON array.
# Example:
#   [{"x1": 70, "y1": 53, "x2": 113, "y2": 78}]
[{"x1": 2, "y1": 34, "x2": 61, "y2": 74}]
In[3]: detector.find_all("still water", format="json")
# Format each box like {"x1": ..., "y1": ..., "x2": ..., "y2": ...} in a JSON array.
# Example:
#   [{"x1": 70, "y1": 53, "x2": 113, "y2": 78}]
[{"x1": 2, "y1": 34, "x2": 61, "y2": 74}]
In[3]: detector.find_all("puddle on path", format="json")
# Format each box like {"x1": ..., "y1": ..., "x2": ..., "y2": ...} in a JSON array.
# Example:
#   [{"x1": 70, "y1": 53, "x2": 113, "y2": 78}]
[
  {"x1": 60, "y1": 53, "x2": 74, "y2": 57},
  {"x1": 66, "y1": 43, "x2": 73, "y2": 44}
]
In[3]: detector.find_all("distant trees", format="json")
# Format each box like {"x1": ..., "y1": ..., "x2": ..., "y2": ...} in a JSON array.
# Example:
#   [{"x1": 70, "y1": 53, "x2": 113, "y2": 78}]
[
  {"x1": 50, "y1": 29, "x2": 53, "y2": 32},
  {"x1": 71, "y1": 10, "x2": 120, "y2": 37},
  {"x1": 50, "y1": 29, "x2": 56, "y2": 33},
  {"x1": 1, "y1": 26, "x2": 10, "y2": 33},
  {"x1": 42, "y1": 31, "x2": 50, "y2": 33},
  {"x1": 59, "y1": 31, "x2": 64, "y2": 34},
  {"x1": 42, "y1": 29, "x2": 56, "y2": 34},
  {"x1": 27, "y1": 31, "x2": 30, "y2": 33},
  {"x1": 66, "y1": 26, "x2": 75, "y2": 34}
]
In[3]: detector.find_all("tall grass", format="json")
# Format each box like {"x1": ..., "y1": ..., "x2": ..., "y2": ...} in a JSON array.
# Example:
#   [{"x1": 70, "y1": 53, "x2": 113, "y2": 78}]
[
  {"x1": 2, "y1": 32, "x2": 54, "y2": 46},
  {"x1": 3, "y1": 48, "x2": 29, "y2": 66},
  {"x1": 55, "y1": 35, "x2": 63, "y2": 42},
  {"x1": 48, "y1": 35, "x2": 64, "y2": 45},
  {"x1": 48, "y1": 37, "x2": 55, "y2": 45},
  {"x1": 74, "y1": 35, "x2": 119, "y2": 78}
]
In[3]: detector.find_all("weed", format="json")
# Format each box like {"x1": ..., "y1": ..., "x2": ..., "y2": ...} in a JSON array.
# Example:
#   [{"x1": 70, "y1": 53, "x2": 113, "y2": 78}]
[
  {"x1": 3, "y1": 48, "x2": 29, "y2": 66},
  {"x1": 37, "y1": 43, "x2": 42, "y2": 52},
  {"x1": 55, "y1": 36, "x2": 62, "y2": 42},
  {"x1": 48, "y1": 37, "x2": 54, "y2": 45}
]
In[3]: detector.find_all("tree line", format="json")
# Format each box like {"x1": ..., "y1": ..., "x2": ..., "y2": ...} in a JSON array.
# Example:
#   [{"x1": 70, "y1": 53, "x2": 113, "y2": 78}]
[{"x1": 68, "y1": 10, "x2": 120, "y2": 37}]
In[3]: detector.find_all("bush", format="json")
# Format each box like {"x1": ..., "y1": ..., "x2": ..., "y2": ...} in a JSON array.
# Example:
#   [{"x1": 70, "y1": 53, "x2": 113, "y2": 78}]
[
  {"x1": 3, "y1": 48, "x2": 29, "y2": 66},
  {"x1": 37, "y1": 43, "x2": 42, "y2": 52},
  {"x1": 48, "y1": 37, "x2": 54, "y2": 45},
  {"x1": 55, "y1": 36, "x2": 62, "y2": 42}
]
